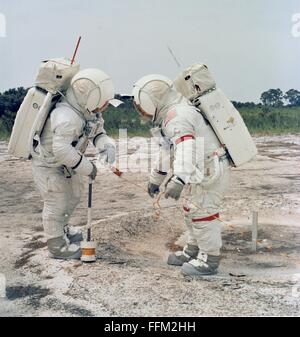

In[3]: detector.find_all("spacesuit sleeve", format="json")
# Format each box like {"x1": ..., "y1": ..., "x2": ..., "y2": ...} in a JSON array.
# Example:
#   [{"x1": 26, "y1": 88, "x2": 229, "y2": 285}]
[
  {"x1": 93, "y1": 132, "x2": 116, "y2": 150},
  {"x1": 92, "y1": 115, "x2": 116, "y2": 150},
  {"x1": 150, "y1": 142, "x2": 172, "y2": 186},
  {"x1": 52, "y1": 121, "x2": 93, "y2": 176},
  {"x1": 164, "y1": 116, "x2": 197, "y2": 184}
]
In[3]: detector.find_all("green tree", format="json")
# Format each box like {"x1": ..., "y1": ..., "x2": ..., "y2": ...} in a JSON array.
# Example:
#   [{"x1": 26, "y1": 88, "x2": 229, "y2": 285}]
[
  {"x1": 284, "y1": 89, "x2": 300, "y2": 106},
  {"x1": 260, "y1": 89, "x2": 284, "y2": 107},
  {"x1": 0, "y1": 87, "x2": 28, "y2": 131}
]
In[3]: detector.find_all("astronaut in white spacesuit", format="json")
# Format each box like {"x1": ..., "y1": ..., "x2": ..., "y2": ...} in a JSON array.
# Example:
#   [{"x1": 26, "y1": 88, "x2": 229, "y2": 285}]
[
  {"x1": 32, "y1": 69, "x2": 116, "y2": 260},
  {"x1": 132, "y1": 74, "x2": 231, "y2": 276}
]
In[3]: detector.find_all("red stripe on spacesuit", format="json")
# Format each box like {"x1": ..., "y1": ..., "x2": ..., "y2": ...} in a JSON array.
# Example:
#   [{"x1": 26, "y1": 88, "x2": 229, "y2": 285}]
[
  {"x1": 175, "y1": 134, "x2": 195, "y2": 145},
  {"x1": 192, "y1": 213, "x2": 220, "y2": 222}
]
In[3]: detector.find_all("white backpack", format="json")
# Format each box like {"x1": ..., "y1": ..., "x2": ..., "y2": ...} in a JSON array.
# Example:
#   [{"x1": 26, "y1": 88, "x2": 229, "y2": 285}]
[
  {"x1": 8, "y1": 58, "x2": 79, "y2": 159},
  {"x1": 174, "y1": 63, "x2": 257, "y2": 167}
]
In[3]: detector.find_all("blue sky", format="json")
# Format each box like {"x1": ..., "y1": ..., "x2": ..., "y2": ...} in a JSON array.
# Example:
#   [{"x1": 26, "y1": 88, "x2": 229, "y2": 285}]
[{"x1": 0, "y1": 0, "x2": 299, "y2": 101}]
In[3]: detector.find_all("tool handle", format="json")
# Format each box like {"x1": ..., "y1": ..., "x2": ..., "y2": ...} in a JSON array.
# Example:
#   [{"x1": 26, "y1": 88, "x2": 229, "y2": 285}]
[
  {"x1": 88, "y1": 179, "x2": 93, "y2": 208},
  {"x1": 113, "y1": 167, "x2": 123, "y2": 178},
  {"x1": 111, "y1": 166, "x2": 123, "y2": 177},
  {"x1": 87, "y1": 178, "x2": 93, "y2": 241}
]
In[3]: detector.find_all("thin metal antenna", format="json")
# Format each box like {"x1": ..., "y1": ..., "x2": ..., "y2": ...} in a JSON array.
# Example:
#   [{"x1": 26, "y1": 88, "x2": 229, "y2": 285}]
[
  {"x1": 71, "y1": 36, "x2": 82, "y2": 65},
  {"x1": 167, "y1": 45, "x2": 182, "y2": 69}
]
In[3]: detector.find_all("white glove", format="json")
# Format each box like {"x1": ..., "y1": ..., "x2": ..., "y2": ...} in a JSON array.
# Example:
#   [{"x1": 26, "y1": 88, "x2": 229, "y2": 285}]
[
  {"x1": 165, "y1": 176, "x2": 185, "y2": 201},
  {"x1": 148, "y1": 182, "x2": 160, "y2": 198},
  {"x1": 98, "y1": 143, "x2": 116, "y2": 165},
  {"x1": 89, "y1": 161, "x2": 98, "y2": 180}
]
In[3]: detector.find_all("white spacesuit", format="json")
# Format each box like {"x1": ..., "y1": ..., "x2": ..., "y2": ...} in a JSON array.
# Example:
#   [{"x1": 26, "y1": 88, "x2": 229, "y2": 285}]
[
  {"x1": 32, "y1": 68, "x2": 116, "y2": 260},
  {"x1": 132, "y1": 75, "x2": 231, "y2": 276}
]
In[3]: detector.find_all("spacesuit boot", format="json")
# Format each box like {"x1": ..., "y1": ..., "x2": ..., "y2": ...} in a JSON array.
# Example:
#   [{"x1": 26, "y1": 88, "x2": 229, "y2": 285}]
[
  {"x1": 167, "y1": 244, "x2": 199, "y2": 266},
  {"x1": 64, "y1": 225, "x2": 83, "y2": 244},
  {"x1": 181, "y1": 252, "x2": 220, "y2": 276},
  {"x1": 47, "y1": 236, "x2": 82, "y2": 260}
]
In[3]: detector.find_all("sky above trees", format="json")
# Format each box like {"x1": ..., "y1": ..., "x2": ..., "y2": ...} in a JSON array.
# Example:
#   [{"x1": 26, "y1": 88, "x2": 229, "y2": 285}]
[{"x1": 0, "y1": 0, "x2": 299, "y2": 102}]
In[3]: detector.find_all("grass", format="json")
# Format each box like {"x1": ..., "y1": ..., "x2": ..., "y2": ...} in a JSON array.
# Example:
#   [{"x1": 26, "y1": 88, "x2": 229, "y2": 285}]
[
  {"x1": 104, "y1": 106, "x2": 300, "y2": 137},
  {"x1": 108, "y1": 129, "x2": 152, "y2": 138},
  {"x1": 239, "y1": 106, "x2": 300, "y2": 134},
  {"x1": 0, "y1": 120, "x2": 10, "y2": 141},
  {"x1": 0, "y1": 132, "x2": 10, "y2": 141},
  {"x1": 1, "y1": 107, "x2": 300, "y2": 142}
]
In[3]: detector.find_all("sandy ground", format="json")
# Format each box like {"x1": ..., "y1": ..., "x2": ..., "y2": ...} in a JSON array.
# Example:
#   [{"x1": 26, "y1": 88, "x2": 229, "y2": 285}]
[{"x1": 0, "y1": 135, "x2": 299, "y2": 317}]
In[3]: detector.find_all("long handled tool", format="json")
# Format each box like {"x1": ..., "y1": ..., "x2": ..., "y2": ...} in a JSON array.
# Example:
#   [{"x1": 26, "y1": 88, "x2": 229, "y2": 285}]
[
  {"x1": 81, "y1": 178, "x2": 97, "y2": 262},
  {"x1": 87, "y1": 178, "x2": 93, "y2": 241}
]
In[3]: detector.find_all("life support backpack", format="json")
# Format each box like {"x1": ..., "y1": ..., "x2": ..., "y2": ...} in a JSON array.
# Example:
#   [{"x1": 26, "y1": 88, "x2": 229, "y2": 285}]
[
  {"x1": 8, "y1": 58, "x2": 80, "y2": 159},
  {"x1": 174, "y1": 63, "x2": 257, "y2": 167}
]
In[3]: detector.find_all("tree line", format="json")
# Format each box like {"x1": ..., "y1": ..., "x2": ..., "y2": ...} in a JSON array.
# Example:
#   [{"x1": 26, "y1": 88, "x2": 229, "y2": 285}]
[
  {"x1": 0, "y1": 87, "x2": 300, "y2": 138},
  {"x1": 232, "y1": 88, "x2": 300, "y2": 108},
  {"x1": 0, "y1": 89, "x2": 151, "y2": 137}
]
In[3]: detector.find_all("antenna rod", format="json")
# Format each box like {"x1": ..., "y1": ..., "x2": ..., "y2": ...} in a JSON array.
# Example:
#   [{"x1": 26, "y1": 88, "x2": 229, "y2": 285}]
[
  {"x1": 71, "y1": 36, "x2": 82, "y2": 65},
  {"x1": 167, "y1": 45, "x2": 181, "y2": 68}
]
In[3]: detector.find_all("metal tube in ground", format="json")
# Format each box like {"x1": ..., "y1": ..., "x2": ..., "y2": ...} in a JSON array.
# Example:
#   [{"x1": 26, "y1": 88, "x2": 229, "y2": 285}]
[
  {"x1": 252, "y1": 211, "x2": 258, "y2": 252},
  {"x1": 87, "y1": 180, "x2": 93, "y2": 242},
  {"x1": 81, "y1": 178, "x2": 96, "y2": 262}
]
